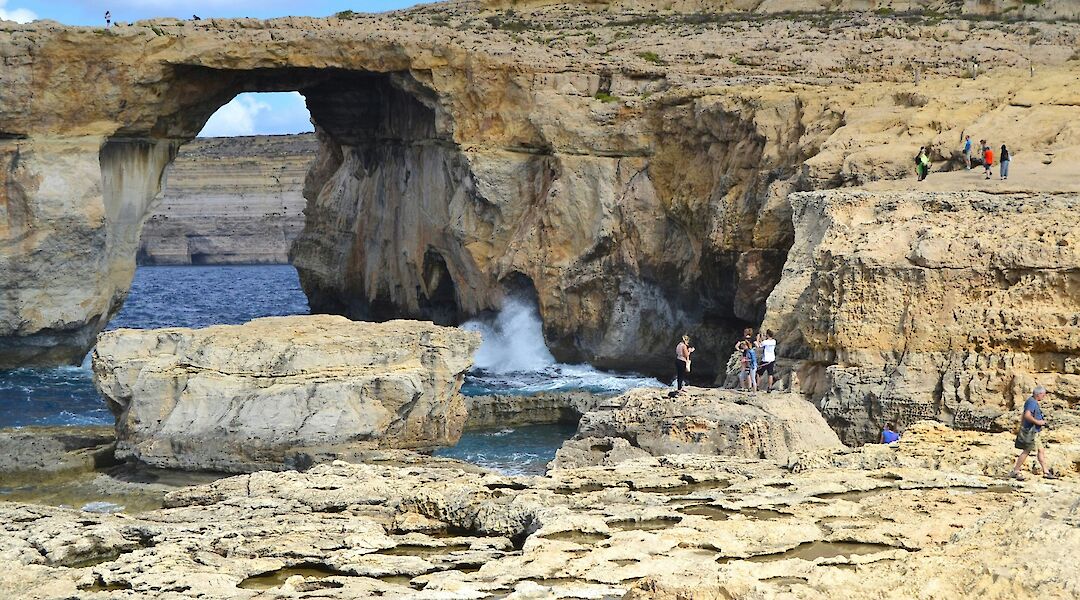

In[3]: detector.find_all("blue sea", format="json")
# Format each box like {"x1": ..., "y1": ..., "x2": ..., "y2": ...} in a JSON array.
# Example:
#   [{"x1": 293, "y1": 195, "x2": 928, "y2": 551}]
[
  {"x1": 0, "y1": 265, "x2": 310, "y2": 429},
  {"x1": 0, "y1": 266, "x2": 662, "y2": 474}
]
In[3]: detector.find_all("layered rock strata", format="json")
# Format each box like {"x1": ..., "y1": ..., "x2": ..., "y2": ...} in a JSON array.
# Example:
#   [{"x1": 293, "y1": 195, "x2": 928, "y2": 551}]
[
  {"x1": 137, "y1": 134, "x2": 316, "y2": 265},
  {"x1": 2, "y1": 5, "x2": 1079, "y2": 372},
  {"x1": 464, "y1": 390, "x2": 608, "y2": 429},
  {"x1": 1, "y1": 418, "x2": 1077, "y2": 599},
  {"x1": 552, "y1": 387, "x2": 843, "y2": 468},
  {"x1": 763, "y1": 190, "x2": 1080, "y2": 444},
  {"x1": 92, "y1": 315, "x2": 480, "y2": 472}
]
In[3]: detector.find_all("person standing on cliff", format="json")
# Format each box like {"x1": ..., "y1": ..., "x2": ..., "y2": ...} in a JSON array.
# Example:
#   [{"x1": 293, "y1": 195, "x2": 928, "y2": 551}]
[
  {"x1": 999, "y1": 144, "x2": 1011, "y2": 180},
  {"x1": 756, "y1": 330, "x2": 777, "y2": 392},
  {"x1": 982, "y1": 142, "x2": 994, "y2": 179},
  {"x1": 105, "y1": 11, "x2": 111, "y2": 27},
  {"x1": 1009, "y1": 386, "x2": 1057, "y2": 481},
  {"x1": 963, "y1": 135, "x2": 973, "y2": 170},
  {"x1": 675, "y1": 335, "x2": 694, "y2": 393}
]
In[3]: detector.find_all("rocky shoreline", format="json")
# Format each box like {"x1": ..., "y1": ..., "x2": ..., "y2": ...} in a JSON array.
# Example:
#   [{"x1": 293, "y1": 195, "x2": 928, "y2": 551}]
[
  {"x1": 3, "y1": 313, "x2": 1078, "y2": 598},
  {"x1": 2, "y1": 415, "x2": 1078, "y2": 599}
]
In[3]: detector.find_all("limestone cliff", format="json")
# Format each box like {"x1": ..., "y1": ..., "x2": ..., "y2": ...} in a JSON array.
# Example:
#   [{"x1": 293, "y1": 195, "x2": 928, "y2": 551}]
[
  {"x1": 1, "y1": 3, "x2": 1079, "y2": 374},
  {"x1": 763, "y1": 190, "x2": 1080, "y2": 444},
  {"x1": 138, "y1": 134, "x2": 315, "y2": 265}
]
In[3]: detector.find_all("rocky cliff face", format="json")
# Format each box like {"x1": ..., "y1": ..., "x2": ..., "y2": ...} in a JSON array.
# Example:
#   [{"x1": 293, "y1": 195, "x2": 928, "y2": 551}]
[
  {"x1": 763, "y1": 190, "x2": 1080, "y2": 444},
  {"x1": 138, "y1": 134, "x2": 315, "y2": 265},
  {"x1": 1, "y1": 3, "x2": 1079, "y2": 375}
]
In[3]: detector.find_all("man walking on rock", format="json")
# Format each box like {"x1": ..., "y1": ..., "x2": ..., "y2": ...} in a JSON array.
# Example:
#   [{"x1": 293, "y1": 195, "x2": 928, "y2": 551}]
[{"x1": 1010, "y1": 386, "x2": 1057, "y2": 481}]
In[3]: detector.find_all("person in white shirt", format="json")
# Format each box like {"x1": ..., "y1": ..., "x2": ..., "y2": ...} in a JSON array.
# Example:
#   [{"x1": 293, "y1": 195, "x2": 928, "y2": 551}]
[{"x1": 756, "y1": 330, "x2": 777, "y2": 392}]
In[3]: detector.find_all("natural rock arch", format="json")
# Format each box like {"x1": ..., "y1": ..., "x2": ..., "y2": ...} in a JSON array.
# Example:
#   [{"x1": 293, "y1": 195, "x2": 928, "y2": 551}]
[
  {"x1": 5, "y1": 12, "x2": 1077, "y2": 388},
  {"x1": 13, "y1": 65, "x2": 473, "y2": 367}
]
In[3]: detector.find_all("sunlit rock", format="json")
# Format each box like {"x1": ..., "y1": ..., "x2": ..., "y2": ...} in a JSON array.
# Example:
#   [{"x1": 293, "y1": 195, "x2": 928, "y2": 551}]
[{"x1": 92, "y1": 315, "x2": 480, "y2": 472}]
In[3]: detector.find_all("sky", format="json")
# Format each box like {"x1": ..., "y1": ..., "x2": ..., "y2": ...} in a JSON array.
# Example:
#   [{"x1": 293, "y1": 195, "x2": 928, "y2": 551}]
[
  {"x1": 0, "y1": 1, "x2": 418, "y2": 25},
  {"x1": 0, "y1": 0, "x2": 421, "y2": 137}
]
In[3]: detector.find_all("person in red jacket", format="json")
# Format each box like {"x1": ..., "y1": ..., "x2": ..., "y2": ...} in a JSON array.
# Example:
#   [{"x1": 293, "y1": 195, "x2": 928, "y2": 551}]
[{"x1": 982, "y1": 143, "x2": 994, "y2": 179}]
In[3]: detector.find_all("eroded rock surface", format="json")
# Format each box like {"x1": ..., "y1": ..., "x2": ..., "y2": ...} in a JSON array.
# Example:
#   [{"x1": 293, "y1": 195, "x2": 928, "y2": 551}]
[
  {"x1": 465, "y1": 390, "x2": 608, "y2": 429},
  {"x1": 92, "y1": 315, "x2": 480, "y2": 472},
  {"x1": 763, "y1": 190, "x2": 1080, "y2": 443},
  {"x1": 0, "y1": 426, "x2": 115, "y2": 481},
  {"x1": 138, "y1": 134, "x2": 316, "y2": 265},
  {"x1": 552, "y1": 387, "x2": 843, "y2": 468},
  {"x1": 2, "y1": 5, "x2": 1079, "y2": 372},
  {"x1": 2, "y1": 417, "x2": 1078, "y2": 599}
]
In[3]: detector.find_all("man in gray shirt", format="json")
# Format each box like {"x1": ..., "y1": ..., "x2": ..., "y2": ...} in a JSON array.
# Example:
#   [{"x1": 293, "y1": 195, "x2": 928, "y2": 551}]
[{"x1": 1009, "y1": 386, "x2": 1057, "y2": 480}]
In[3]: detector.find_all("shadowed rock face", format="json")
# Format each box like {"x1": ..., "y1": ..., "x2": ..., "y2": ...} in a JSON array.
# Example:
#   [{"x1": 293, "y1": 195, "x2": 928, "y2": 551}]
[{"x1": 1, "y1": 5, "x2": 1079, "y2": 376}]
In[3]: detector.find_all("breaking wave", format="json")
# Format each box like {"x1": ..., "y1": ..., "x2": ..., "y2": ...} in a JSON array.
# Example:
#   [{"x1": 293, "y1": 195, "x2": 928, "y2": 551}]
[{"x1": 460, "y1": 297, "x2": 664, "y2": 396}]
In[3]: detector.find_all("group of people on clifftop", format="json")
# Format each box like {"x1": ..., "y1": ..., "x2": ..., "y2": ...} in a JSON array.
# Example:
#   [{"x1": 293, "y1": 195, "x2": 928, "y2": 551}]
[
  {"x1": 916, "y1": 134, "x2": 1011, "y2": 181},
  {"x1": 673, "y1": 328, "x2": 778, "y2": 394}
]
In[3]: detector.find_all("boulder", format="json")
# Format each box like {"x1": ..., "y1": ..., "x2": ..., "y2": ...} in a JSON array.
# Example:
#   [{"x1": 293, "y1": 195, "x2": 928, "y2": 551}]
[
  {"x1": 552, "y1": 387, "x2": 843, "y2": 468},
  {"x1": 92, "y1": 315, "x2": 480, "y2": 472}
]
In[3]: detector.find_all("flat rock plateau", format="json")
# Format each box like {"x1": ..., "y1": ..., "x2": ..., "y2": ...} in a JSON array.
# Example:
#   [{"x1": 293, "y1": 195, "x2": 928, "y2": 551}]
[{"x1": 2, "y1": 417, "x2": 1079, "y2": 600}]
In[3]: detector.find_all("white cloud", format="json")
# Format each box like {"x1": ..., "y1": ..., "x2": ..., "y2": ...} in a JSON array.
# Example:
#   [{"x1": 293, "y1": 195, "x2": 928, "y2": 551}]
[
  {"x1": 198, "y1": 92, "x2": 312, "y2": 138},
  {"x1": 198, "y1": 95, "x2": 271, "y2": 137},
  {"x1": 0, "y1": 0, "x2": 37, "y2": 23}
]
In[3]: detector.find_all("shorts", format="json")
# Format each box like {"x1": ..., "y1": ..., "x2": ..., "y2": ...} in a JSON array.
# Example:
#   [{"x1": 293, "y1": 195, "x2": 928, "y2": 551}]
[
  {"x1": 757, "y1": 361, "x2": 775, "y2": 376},
  {"x1": 1016, "y1": 429, "x2": 1042, "y2": 452}
]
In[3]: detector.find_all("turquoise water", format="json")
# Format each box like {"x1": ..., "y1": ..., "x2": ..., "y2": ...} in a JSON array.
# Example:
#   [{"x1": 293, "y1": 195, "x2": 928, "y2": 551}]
[{"x1": 436, "y1": 423, "x2": 579, "y2": 475}]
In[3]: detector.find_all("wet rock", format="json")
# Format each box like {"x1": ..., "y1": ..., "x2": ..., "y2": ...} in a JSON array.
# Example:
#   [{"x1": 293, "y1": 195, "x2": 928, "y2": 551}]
[
  {"x1": 465, "y1": 391, "x2": 609, "y2": 429},
  {"x1": 92, "y1": 316, "x2": 480, "y2": 472}
]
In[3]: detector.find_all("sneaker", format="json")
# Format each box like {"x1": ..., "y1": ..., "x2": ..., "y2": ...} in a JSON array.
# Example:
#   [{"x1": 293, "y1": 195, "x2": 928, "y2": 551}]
[
  {"x1": 1043, "y1": 473, "x2": 1059, "y2": 480},
  {"x1": 1009, "y1": 471, "x2": 1027, "y2": 481}
]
